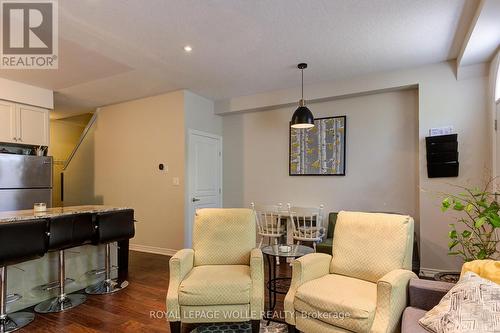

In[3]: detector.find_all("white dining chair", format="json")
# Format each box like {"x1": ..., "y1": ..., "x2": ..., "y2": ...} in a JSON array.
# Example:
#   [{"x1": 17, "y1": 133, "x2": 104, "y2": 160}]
[
  {"x1": 287, "y1": 203, "x2": 325, "y2": 251},
  {"x1": 251, "y1": 203, "x2": 286, "y2": 264}
]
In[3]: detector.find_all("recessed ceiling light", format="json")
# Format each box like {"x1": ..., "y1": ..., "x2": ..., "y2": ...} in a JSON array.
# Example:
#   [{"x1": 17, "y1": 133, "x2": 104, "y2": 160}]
[{"x1": 184, "y1": 45, "x2": 192, "y2": 52}]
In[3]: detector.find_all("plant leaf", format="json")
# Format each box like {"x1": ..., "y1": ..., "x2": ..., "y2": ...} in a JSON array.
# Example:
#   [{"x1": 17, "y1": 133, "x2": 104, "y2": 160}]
[
  {"x1": 449, "y1": 230, "x2": 458, "y2": 239},
  {"x1": 475, "y1": 217, "x2": 486, "y2": 229},
  {"x1": 478, "y1": 200, "x2": 488, "y2": 208},
  {"x1": 441, "y1": 198, "x2": 451, "y2": 212},
  {"x1": 487, "y1": 214, "x2": 500, "y2": 228},
  {"x1": 448, "y1": 240, "x2": 459, "y2": 250},
  {"x1": 465, "y1": 203, "x2": 474, "y2": 213},
  {"x1": 461, "y1": 230, "x2": 472, "y2": 238},
  {"x1": 453, "y1": 201, "x2": 465, "y2": 211}
]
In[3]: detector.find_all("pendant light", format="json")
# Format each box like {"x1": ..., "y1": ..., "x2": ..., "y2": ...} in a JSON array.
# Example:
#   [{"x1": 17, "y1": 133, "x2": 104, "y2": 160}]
[{"x1": 291, "y1": 63, "x2": 314, "y2": 129}]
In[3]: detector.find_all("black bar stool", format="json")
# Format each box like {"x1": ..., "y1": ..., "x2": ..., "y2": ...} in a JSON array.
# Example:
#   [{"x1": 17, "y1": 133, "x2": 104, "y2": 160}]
[
  {"x1": 0, "y1": 219, "x2": 48, "y2": 333},
  {"x1": 35, "y1": 213, "x2": 94, "y2": 313},
  {"x1": 85, "y1": 209, "x2": 135, "y2": 295}
]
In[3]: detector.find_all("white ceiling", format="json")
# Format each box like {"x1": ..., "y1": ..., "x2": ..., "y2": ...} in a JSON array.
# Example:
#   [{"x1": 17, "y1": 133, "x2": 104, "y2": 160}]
[
  {"x1": 0, "y1": 0, "x2": 479, "y2": 118},
  {"x1": 458, "y1": 0, "x2": 500, "y2": 67}
]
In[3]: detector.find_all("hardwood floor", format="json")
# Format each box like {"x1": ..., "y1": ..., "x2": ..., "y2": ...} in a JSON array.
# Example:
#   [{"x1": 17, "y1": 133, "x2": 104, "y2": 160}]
[{"x1": 17, "y1": 251, "x2": 291, "y2": 333}]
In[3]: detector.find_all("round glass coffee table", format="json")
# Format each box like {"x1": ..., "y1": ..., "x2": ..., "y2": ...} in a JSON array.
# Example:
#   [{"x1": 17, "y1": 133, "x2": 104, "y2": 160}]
[{"x1": 261, "y1": 244, "x2": 314, "y2": 323}]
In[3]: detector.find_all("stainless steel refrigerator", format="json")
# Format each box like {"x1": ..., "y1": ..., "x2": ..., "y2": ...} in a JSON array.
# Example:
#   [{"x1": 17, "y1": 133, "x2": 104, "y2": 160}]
[{"x1": 0, "y1": 154, "x2": 52, "y2": 211}]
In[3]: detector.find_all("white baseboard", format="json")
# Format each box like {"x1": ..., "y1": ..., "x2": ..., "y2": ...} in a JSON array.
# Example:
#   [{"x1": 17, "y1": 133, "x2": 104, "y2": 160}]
[
  {"x1": 419, "y1": 267, "x2": 459, "y2": 278},
  {"x1": 129, "y1": 244, "x2": 177, "y2": 256}
]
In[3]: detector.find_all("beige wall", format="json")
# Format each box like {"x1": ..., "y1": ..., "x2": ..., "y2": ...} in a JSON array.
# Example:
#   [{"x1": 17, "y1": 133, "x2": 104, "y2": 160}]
[
  {"x1": 49, "y1": 114, "x2": 91, "y2": 207},
  {"x1": 219, "y1": 62, "x2": 490, "y2": 273},
  {"x1": 223, "y1": 89, "x2": 419, "y2": 227},
  {"x1": 65, "y1": 91, "x2": 186, "y2": 251}
]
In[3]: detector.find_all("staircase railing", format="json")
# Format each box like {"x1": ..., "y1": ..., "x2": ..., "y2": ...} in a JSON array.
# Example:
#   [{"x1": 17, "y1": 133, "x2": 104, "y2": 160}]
[{"x1": 63, "y1": 108, "x2": 99, "y2": 171}]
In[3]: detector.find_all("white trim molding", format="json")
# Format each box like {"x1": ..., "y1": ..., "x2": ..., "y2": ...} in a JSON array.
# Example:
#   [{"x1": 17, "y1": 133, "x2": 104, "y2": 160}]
[
  {"x1": 0, "y1": 77, "x2": 53, "y2": 109},
  {"x1": 129, "y1": 244, "x2": 177, "y2": 256}
]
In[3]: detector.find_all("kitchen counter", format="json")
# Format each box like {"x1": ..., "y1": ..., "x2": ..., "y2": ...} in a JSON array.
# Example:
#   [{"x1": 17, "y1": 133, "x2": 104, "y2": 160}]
[
  {"x1": 0, "y1": 205, "x2": 130, "y2": 223},
  {"x1": 0, "y1": 205, "x2": 134, "y2": 314}
]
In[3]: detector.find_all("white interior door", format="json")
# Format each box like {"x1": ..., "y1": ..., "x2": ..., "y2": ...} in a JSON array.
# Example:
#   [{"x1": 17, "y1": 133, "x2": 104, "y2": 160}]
[{"x1": 186, "y1": 129, "x2": 222, "y2": 246}]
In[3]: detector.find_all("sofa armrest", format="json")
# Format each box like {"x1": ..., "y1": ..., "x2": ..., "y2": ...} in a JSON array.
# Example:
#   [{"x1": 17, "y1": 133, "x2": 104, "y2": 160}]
[
  {"x1": 409, "y1": 278, "x2": 454, "y2": 311},
  {"x1": 250, "y1": 248, "x2": 264, "y2": 320},
  {"x1": 166, "y1": 249, "x2": 194, "y2": 321},
  {"x1": 284, "y1": 253, "x2": 332, "y2": 325},
  {"x1": 371, "y1": 269, "x2": 418, "y2": 333}
]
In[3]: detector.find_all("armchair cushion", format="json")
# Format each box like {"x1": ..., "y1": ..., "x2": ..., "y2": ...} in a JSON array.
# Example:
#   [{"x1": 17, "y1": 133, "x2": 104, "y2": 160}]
[
  {"x1": 330, "y1": 211, "x2": 414, "y2": 283},
  {"x1": 294, "y1": 273, "x2": 377, "y2": 333},
  {"x1": 284, "y1": 253, "x2": 332, "y2": 325},
  {"x1": 193, "y1": 208, "x2": 256, "y2": 266},
  {"x1": 179, "y1": 265, "x2": 251, "y2": 306}
]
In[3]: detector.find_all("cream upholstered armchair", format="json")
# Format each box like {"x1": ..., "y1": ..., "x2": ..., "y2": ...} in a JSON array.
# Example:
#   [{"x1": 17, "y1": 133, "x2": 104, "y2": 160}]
[
  {"x1": 285, "y1": 211, "x2": 417, "y2": 333},
  {"x1": 166, "y1": 208, "x2": 264, "y2": 333}
]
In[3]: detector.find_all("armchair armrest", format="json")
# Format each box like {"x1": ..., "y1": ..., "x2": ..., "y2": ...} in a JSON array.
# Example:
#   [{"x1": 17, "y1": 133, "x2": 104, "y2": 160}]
[
  {"x1": 409, "y1": 278, "x2": 454, "y2": 311},
  {"x1": 371, "y1": 269, "x2": 418, "y2": 333},
  {"x1": 284, "y1": 253, "x2": 332, "y2": 325},
  {"x1": 250, "y1": 248, "x2": 264, "y2": 319},
  {"x1": 166, "y1": 249, "x2": 194, "y2": 321}
]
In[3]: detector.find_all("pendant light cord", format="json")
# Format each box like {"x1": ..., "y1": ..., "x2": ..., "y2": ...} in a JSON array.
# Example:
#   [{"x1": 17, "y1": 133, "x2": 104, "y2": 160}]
[{"x1": 301, "y1": 68, "x2": 304, "y2": 100}]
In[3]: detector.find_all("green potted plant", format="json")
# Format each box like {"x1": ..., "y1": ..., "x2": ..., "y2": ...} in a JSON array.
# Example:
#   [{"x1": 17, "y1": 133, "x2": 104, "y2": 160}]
[{"x1": 438, "y1": 180, "x2": 500, "y2": 282}]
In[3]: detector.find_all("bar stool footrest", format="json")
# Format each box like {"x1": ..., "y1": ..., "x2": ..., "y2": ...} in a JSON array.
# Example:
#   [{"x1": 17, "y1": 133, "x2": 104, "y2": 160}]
[
  {"x1": 33, "y1": 278, "x2": 75, "y2": 293},
  {"x1": 85, "y1": 266, "x2": 118, "y2": 277},
  {"x1": 6, "y1": 293, "x2": 21, "y2": 304},
  {"x1": 85, "y1": 279, "x2": 128, "y2": 295}
]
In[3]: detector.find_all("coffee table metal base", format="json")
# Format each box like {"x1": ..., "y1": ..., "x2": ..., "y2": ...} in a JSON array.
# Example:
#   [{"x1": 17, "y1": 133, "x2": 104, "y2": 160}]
[{"x1": 262, "y1": 244, "x2": 314, "y2": 325}]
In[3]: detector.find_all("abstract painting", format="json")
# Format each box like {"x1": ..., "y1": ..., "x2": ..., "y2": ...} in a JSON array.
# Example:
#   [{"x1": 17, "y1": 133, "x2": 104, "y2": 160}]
[{"x1": 289, "y1": 116, "x2": 346, "y2": 176}]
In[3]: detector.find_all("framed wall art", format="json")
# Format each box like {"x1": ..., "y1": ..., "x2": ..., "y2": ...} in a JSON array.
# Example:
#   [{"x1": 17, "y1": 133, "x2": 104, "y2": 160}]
[{"x1": 289, "y1": 116, "x2": 346, "y2": 176}]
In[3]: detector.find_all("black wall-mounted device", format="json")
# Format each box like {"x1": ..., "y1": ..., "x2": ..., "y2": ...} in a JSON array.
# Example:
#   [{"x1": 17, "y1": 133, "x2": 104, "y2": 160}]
[{"x1": 426, "y1": 134, "x2": 459, "y2": 178}]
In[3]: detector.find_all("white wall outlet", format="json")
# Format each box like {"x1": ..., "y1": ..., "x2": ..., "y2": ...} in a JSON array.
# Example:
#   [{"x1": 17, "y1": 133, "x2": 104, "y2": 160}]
[{"x1": 172, "y1": 177, "x2": 180, "y2": 186}]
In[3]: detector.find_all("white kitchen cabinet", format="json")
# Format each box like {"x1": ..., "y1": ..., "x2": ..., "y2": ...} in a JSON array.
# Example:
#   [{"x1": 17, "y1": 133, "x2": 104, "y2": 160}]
[
  {"x1": 17, "y1": 104, "x2": 49, "y2": 146},
  {"x1": 0, "y1": 101, "x2": 16, "y2": 143},
  {"x1": 0, "y1": 100, "x2": 49, "y2": 146}
]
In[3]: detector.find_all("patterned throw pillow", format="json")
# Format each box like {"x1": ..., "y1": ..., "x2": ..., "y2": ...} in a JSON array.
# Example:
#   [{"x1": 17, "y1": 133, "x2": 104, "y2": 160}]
[{"x1": 419, "y1": 271, "x2": 500, "y2": 333}]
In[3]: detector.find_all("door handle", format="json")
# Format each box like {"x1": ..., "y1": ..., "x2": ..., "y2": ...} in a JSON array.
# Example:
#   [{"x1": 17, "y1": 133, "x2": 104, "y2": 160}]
[{"x1": 192, "y1": 198, "x2": 200, "y2": 202}]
